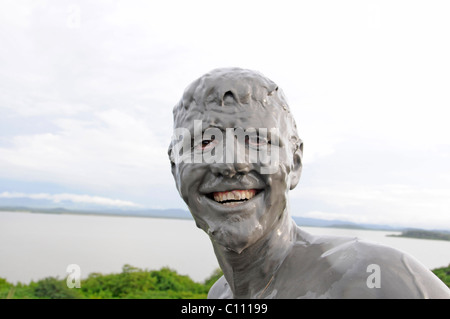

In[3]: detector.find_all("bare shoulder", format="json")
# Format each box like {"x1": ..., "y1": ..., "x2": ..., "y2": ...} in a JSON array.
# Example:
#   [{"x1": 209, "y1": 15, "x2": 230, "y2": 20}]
[
  {"x1": 278, "y1": 229, "x2": 450, "y2": 299},
  {"x1": 327, "y1": 237, "x2": 449, "y2": 298}
]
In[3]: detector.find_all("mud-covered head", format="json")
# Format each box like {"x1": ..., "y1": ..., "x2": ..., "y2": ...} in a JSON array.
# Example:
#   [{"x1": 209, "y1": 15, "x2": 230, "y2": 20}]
[
  {"x1": 173, "y1": 67, "x2": 293, "y2": 125},
  {"x1": 168, "y1": 67, "x2": 303, "y2": 253}
]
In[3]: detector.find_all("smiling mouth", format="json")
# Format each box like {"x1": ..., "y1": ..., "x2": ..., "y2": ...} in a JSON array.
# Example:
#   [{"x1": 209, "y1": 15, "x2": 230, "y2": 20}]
[{"x1": 207, "y1": 189, "x2": 262, "y2": 207}]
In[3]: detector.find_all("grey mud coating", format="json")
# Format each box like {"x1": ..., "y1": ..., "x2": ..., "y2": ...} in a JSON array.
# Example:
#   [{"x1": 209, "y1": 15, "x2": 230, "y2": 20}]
[{"x1": 168, "y1": 67, "x2": 450, "y2": 299}]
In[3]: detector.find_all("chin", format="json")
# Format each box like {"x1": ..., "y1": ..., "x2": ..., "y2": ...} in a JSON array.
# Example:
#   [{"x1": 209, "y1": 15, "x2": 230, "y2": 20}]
[
  {"x1": 187, "y1": 189, "x2": 283, "y2": 253},
  {"x1": 204, "y1": 213, "x2": 266, "y2": 254}
]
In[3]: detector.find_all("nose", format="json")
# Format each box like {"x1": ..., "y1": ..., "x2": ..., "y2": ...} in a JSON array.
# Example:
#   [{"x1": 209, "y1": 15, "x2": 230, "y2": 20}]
[
  {"x1": 210, "y1": 133, "x2": 251, "y2": 177},
  {"x1": 210, "y1": 162, "x2": 250, "y2": 178}
]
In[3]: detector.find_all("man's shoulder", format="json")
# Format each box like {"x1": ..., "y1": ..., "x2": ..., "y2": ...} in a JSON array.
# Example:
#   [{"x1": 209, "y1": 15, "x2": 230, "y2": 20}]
[{"x1": 285, "y1": 231, "x2": 450, "y2": 298}]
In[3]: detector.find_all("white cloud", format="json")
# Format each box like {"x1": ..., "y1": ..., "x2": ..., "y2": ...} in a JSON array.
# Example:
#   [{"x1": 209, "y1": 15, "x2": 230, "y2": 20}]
[
  {"x1": 0, "y1": 108, "x2": 172, "y2": 197},
  {"x1": 0, "y1": 191, "x2": 140, "y2": 208},
  {"x1": 301, "y1": 184, "x2": 450, "y2": 212},
  {"x1": 0, "y1": 1, "x2": 34, "y2": 27},
  {"x1": 294, "y1": 185, "x2": 450, "y2": 229}
]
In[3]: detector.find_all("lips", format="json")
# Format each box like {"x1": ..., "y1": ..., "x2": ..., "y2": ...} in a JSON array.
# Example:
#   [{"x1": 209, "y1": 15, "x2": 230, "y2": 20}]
[{"x1": 211, "y1": 189, "x2": 259, "y2": 206}]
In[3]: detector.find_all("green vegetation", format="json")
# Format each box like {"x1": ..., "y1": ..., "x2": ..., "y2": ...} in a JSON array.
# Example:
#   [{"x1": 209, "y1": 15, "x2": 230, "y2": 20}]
[
  {"x1": 0, "y1": 265, "x2": 223, "y2": 299},
  {"x1": 432, "y1": 265, "x2": 450, "y2": 289},
  {"x1": 388, "y1": 229, "x2": 450, "y2": 241}
]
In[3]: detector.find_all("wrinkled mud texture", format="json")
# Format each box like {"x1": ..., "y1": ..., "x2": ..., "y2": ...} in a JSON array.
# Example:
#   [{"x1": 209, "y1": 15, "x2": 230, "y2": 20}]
[{"x1": 168, "y1": 67, "x2": 450, "y2": 299}]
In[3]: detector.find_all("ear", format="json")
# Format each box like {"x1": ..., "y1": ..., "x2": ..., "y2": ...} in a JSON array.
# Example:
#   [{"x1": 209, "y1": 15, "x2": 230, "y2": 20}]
[{"x1": 289, "y1": 141, "x2": 303, "y2": 190}]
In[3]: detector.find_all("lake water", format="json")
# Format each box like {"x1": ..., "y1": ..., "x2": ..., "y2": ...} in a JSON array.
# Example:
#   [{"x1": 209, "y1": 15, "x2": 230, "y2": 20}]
[{"x1": 1, "y1": 211, "x2": 449, "y2": 284}]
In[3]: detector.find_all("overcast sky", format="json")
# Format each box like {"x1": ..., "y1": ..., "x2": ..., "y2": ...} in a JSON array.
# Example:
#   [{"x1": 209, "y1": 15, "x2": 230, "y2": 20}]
[{"x1": 1, "y1": 0, "x2": 449, "y2": 229}]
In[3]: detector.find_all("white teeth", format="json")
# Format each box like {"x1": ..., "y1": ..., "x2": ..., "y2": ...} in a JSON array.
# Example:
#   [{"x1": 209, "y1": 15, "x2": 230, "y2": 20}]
[{"x1": 212, "y1": 189, "x2": 257, "y2": 203}]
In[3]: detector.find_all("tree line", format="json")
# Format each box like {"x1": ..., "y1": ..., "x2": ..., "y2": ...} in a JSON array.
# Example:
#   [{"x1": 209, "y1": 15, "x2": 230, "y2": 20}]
[{"x1": 0, "y1": 265, "x2": 222, "y2": 299}]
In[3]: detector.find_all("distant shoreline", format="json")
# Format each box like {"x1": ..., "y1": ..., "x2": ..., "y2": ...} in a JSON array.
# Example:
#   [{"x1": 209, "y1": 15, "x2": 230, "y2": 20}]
[
  {"x1": 388, "y1": 230, "x2": 450, "y2": 242},
  {"x1": 0, "y1": 206, "x2": 193, "y2": 220}
]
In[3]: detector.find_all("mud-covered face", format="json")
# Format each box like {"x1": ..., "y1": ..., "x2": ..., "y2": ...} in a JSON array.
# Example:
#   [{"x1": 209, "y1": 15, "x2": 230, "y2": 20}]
[{"x1": 169, "y1": 100, "x2": 302, "y2": 253}]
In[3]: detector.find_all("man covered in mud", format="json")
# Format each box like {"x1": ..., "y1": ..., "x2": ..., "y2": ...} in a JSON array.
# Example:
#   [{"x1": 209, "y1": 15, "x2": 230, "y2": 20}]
[{"x1": 168, "y1": 67, "x2": 450, "y2": 299}]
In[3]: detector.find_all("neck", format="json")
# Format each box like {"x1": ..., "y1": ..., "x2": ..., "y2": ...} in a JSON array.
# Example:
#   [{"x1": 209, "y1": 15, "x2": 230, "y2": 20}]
[{"x1": 211, "y1": 210, "x2": 295, "y2": 298}]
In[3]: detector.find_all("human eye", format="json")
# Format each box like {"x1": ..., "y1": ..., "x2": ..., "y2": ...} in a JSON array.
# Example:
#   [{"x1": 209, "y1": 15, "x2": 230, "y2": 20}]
[
  {"x1": 246, "y1": 134, "x2": 270, "y2": 149},
  {"x1": 195, "y1": 136, "x2": 218, "y2": 151}
]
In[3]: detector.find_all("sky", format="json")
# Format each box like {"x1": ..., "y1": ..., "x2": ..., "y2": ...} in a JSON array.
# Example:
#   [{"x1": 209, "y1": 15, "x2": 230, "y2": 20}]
[{"x1": 1, "y1": 0, "x2": 450, "y2": 230}]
